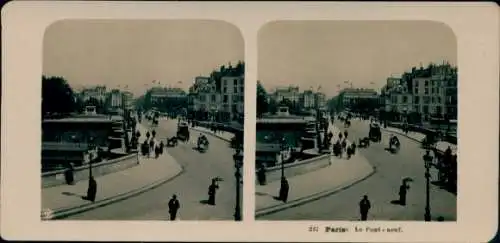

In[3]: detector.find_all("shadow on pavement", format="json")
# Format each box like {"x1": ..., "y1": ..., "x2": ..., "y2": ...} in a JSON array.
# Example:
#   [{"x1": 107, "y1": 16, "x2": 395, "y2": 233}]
[
  {"x1": 62, "y1": 191, "x2": 86, "y2": 199},
  {"x1": 390, "y1": 199, "x2": 404, "y2": 206}
]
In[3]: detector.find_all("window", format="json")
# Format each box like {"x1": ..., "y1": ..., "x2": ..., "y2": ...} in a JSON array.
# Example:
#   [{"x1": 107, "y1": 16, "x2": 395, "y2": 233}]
[
  {"x1": 425, "y1": 80, "x2": 429, "y2": 86},
  {"x1": 423, "y1": 105, "x2": 429, "y2": 114},
  {"x1": 223, "y1": 87, "x2": 227, "y2": 93},
  {"x1": 234, "y1": 79, "x2": 238, "y2": 86},
  {"x1": 436, "y1": 106, "x2": 442, "y2": 114},
  {"x1": 233, "y1": 86, "x2": 237, "y2": 93},
  {"x1": 240, "y1": 87, "x2": 244, "y2": 93},
  {"x1": 432, "y1": 80, "x2": 435, "y2": 86},
  {"x1": 223, "y1": 95, "x2": 228, "y2": 103},
  {"x1": 223, "y1": 80, "x2": 227, "y2": 86},
  {"x1": 211, "y1": 95, "x2": 216, "y2": 102},
  {"x1": 425, "y1": 88, "x2": 429, "y2": 94},
  {"x1": 431, "y1": 88, "x2": 435, "y2": 94},
  {"x1": 402, "y1": 96, "x2": 408, "y2": 103},
  {"x1": 437, "y1": 97, "x2": 442, "y2": 103},
  {"x1": 423, "y1": 96, "x2": 430, "y2": 104},
  {"x1": 414, "y1": 88, "x2": 418, "y2": 94},
  {"x1": 414, "y1": 96, "x2": 420, "y2": 104},
  {"x1": 414, "y1": 105, "x2": 419, "y2": 113},
  {"x1": 431, "y1": 97, "x2": 435, "y2": 103}
]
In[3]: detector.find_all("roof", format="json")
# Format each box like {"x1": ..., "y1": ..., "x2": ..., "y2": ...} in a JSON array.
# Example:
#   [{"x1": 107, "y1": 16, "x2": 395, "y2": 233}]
[
  {"x1": 256, "y1": 143, "x2": 281, "y2": 152},
  {"x1": 42, "y1": 142, "x2": 90, "y2": 152},
  {"x1": 257, "y1": 118, "x2": 309, "y2": 124},
  {"x1": 43, "y1": 117, "x2": 114, "y2": 124}
]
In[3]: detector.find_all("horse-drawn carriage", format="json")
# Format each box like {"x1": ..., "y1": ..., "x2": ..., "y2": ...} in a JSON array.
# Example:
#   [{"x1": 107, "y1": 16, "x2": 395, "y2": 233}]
[
  {"x1": 369, "y1": 122, "x2": 382, "y2": 142},
  {"x1": 176, "y1": 121, "x2": 190, "y2": 142},
  {"x1": 197, "y1": 135, "x2": 209, "y2": 153},
  {"x1": 388, "y1": 135, "x2": 401, "y2": 153}
]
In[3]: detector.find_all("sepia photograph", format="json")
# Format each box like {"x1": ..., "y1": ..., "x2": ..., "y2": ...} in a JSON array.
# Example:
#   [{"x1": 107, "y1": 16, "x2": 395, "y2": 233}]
[
  {"x1": 255, "y1": 21, "x2": 458, "y2": 221},
  {"x1": 40, "y1": 20, "x2": 244, "y2": 221}
]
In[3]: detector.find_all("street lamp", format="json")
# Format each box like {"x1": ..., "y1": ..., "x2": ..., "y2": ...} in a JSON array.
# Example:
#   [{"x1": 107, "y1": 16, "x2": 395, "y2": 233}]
[
  {"x1": 232, "y1": 148, "x2": 243, "y2": 221},
  {"x1": 88, "y1": 136, "x2": 95, "y2": 180},
  {"x1": 280, "y1": 137, "x2": 287, "y2": 180},
  {"x1": 423, "y1": 149, "x2": 433, "y2": 221}
]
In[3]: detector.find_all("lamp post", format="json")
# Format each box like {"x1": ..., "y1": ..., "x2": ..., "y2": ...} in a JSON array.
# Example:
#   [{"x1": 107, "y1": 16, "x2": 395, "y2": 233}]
[
  {"x1": 280, "y1": 137, "x2": 287, "y2": 180},
  {"x1": 88, "y1": 136, "x2": 95, "y2": 180},
  {"x1": 232, "y1": 148, "x2": 243, "y2": 221},
  {"x1": 423, "y1": 149, "x2": 433, "y2": 221}
]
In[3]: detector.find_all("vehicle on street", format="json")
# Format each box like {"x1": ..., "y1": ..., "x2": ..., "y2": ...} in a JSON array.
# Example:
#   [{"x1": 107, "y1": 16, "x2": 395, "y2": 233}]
[
  {"x1": 369, "y1": 122, "x2": 382, "y2": 142},
  {"x1": 176, "y1": 121, "x2": 190, "y2": 142},
  {"x1": 388, "y1": 135, "x2": 401, "y2": 153},
  {"x1": 197, "y1": 135, "x2": 209, "y2": 153}
]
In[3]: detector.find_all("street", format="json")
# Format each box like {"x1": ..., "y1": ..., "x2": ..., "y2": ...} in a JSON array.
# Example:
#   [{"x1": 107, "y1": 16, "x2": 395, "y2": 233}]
[
  {"x1": 259, "y1": 119, "x2": 457, "y2": 221},
  {"x1": 66, "y1": 118, "x2": 241, "y2": 220}
]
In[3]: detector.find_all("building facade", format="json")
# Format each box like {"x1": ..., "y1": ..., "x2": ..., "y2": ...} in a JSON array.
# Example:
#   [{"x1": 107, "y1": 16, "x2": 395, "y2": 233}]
[
  {"x1": 273, "y1": 86, "x2": 300, "y2": 103},
  {"x1": 381, "y1": 63, "x2": 458, "y2": 123},
  {"x1": 108, "y1": 89, "x2": 123, "y2": 109},
  {"x1": 188, "y1": 75, "x2": 244, "y2": 123},
  {"x1": 337, "y1": 88, "x2": 379, "y2": 112},
  {"x1": 122, "y1": 91, "x2": 134, "y2": 110},
  {"x1": 81, "y1": 86, "x2": 107, "y2": 102}
]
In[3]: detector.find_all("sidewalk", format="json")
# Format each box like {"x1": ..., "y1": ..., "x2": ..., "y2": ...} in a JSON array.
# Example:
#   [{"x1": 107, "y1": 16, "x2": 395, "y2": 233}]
[
  {"x1": 41, "y1": 123, "x2": 183, "y2": 219},
  {"x1": 255, "y1": 154, "x2": 375, "y2": 217},
  {"x1": 383, "y1": 125, "x2": 457, "y2": 154},
  {"x1": 190, "y1": 126, "x2": 234, "y2": 142},
  {"x1": 349, "y1": 119, "x2": 457, "y2": 153}
]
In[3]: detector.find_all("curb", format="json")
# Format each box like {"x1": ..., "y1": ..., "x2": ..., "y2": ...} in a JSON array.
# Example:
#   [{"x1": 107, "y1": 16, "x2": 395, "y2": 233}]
[
  {"x1": 255, "y1": 161, "x2": 377, "y2": 218},
  {"x1": 381, "y1": 127, "x2": 422, "y2": 143},
  {"x1": 190, "y1": 127, "x2": 232, "y2": 143},
  {"x1": 46, "y1": 161, "x2": 185, "y2": 220}
]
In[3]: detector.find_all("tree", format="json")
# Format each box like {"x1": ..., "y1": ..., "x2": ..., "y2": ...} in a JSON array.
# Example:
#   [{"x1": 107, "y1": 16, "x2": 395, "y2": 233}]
[
  {"x1": 42, "y1": 75, "x2": 77, "y2": 117},
  {"x1": 256, "y1": 81, "x2": 268, "y2": 117}
]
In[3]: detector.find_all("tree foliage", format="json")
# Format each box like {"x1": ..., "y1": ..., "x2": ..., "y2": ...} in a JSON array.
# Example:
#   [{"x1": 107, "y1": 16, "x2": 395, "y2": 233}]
[
  {"x1": 42, "y1": 75, "x2": 77, "y2": 116},
  {"x1": 256, "y1": 80, "x2": 268, "y2": 117}
]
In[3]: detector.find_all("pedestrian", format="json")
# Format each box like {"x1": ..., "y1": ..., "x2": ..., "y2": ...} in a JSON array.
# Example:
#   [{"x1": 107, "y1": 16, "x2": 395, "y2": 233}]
[
  {"x1": 344, "y1": 130, "x2": 348, "y2": 139},
  {"x1": 168, "y1": 194, "x2": 180, "y2": 221},
  {"x1": 149, "y1": 138, "x2": 155, "y2": 154},
  {"x1": 399, "y1": 180, "x2": 410, "y2": 206},
  {"x1": 279, "y1": 177, "x2": 290, "y2": 203},
  {"x1": 86, "y1": 176, "x2": 97, "y2": 202},
  {"x1": 359, "y1": 195, "x2": 371, "y2": 221},
  {"x1": 159, "y1": 141, "x2": 165, "y2": 154},
  {"x1": 257, "y1": 164, "x2": 267, "y2": 185},
  {"x1": 64, "y1": 162, "x2": 75, "y2": 185},
  {"x1": 208, "y1": 179, "x2": 219, "y2": 205}
]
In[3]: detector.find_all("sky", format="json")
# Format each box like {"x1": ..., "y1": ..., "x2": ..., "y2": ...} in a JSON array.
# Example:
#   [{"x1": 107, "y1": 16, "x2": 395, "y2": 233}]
[
  {"x1": 258, "y1": 21, "x2": 457, "y2": 98},
  {"x1": 43, "y1": 20, "x2": 244, "y2": 97}
]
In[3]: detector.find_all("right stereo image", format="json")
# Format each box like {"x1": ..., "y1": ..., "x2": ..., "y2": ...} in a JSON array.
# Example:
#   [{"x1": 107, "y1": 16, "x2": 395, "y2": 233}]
[{"x1": 254, "y1": 20, "x2": 458, "y2": 221}]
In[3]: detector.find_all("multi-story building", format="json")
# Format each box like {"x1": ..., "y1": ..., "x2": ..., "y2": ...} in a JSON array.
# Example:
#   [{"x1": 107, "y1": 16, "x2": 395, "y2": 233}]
[
  {"x1": 300, "y1": 90, "x2": 316, "y2": 109},
  {"x1": 273, "y1": 86, "x2": 300, "y2": 103},
  {"x1": 188, "y1": 65, "x2": 245, "y2": 123},
  {"x1": 221, "y1": 75, "x2": 245, "y2": 121},
  {"x1": 81, "y1": 86, "x2": 107, "y2": 102},
  {"x1": 337, "y1": 88, "x2": 379, "y2": 111},
  {"x1": 382, "y1": 78, "x2": 414, "y2": 114},
  {"x1": 122, "y1": 91, "x2": 134, "y2": 110},
  {"x1": 108, "y1": 89, "x2": 123, "y2": 109},
  {"x1": 382, "y1": 63, "x2": 458, "y2": 122}
]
